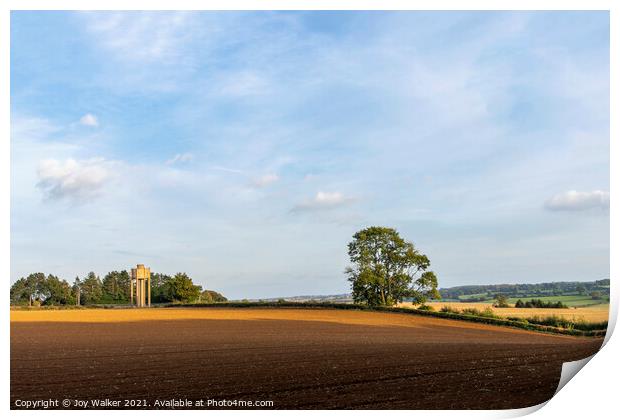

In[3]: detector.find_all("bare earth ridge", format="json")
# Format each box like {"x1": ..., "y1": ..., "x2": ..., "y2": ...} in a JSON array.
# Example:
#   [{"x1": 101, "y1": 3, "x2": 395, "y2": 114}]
[{"x1": 11, "y1": 308, "x2": 603, "y2": 409}]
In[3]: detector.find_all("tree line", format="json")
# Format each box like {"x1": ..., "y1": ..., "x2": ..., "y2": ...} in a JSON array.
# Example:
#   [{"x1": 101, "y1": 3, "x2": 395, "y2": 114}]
[
  {"x1": 514, "y1": 299, "x2": 567, "y2": 309},
  {"x1": 439, "y1": 279, "x2": 610, "y2": 301},
  {"x1": 10, "y1": 271, "x2": 227, "y2": 306}
]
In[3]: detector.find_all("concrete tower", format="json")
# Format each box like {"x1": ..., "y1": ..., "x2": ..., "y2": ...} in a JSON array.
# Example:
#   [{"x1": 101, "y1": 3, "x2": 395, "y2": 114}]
[{"x1": 130, "y1": 264, "x2": 151, "y2": 307}]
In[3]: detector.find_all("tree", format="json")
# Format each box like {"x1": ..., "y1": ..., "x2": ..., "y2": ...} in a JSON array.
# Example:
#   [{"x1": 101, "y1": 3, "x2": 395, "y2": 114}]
[
  {"x1": 590, "y1": 291, "x2": 602, "y2": 300},
  {"x1": 11, "y1": 270, "x2": 226, "y2": 307},
  {"x1": 150, "y1": 272, "x2": 173, "y2": 303},
  {"x1": 80, "y1": 272, "x2": 103, "y2": 305},
  {"x1": 73, "y1": 277, "x2": 81, "y2": 306},
  {"x1": 11, "y1": 273, "x2": 75, "y2": 306},
  {"x1": 576, "y1": 284, "x2": 586, "y2": 295},
  {"x1": 10, "y1": 273, "x2": 46, "y2": 306},
  {"x1": 40, "y1": 274, "x2": 75, "y2": 305},
  {"x1": 345, "y1": 226, "x2": 439, "y2": 306},
  {"x1": 493, "y1": 294, "x2": 510, "y2": 308},
  {"x1": 10, "y1": 277, "x2": 32, "y2": 305},
  {"x1": 165, "y1": 273, "x2": 201, "y2": 303},
  {"x1": 102, "y1": 270, "x2": 130, "y2": 302},
  {"x1": 200, "y1": 290, "x2": 228, "y2": 303}
]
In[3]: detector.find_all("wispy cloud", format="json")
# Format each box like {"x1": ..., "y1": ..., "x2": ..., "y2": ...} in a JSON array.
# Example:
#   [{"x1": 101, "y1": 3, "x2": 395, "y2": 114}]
[
  {"x1": 544, "y1": 190, "x2": 610, "y2": 211},
  {"x1": 81, "y1": 11, "x2": 197, "y2": 63},
  {"x1": 211, "y1": 166, "x2": 244, "y2": 175},
  {"x1": 251, "y1": 173, "x2": 279, "y2": 188},
  {"x1": 166, "y1": 152, "x2": 194, "y2": 165},
  {"x1": 11, "y1": 115, "x2": 62, "y2": 141},
  {"x1": 79, "y1": 113, "x2": 99, "y2": 127},
  {"x1": 292, "y1": 191, "x2": 354, "y2": 212},
  {"x1": 36, "y1": 158, "x2": 112, "y2": 202}
]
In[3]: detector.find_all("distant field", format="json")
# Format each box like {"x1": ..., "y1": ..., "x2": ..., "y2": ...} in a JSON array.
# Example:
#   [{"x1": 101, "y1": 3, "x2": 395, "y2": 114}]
[
  {"x1": 458, "y1": 293, "x2": 489, "y2": 300},
  {"x1": 459, "y1": 294, "x2": 605, "y2": 307},
  {"x1": 399, "y1": 302, "x2": 609, "y2": 323}
]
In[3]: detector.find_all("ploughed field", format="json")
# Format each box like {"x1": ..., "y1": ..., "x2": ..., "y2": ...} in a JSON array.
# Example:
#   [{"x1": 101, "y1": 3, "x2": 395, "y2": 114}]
[{"x1": 11, "y1": 308, "x2": 602, "y2": 409}]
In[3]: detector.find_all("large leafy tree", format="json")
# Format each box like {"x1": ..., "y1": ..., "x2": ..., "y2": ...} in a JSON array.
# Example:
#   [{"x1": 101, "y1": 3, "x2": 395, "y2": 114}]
[
  {"x1": 165, "y1": 273, "x2": 201, "y2": 303},
  {"x1": 345, "y1": 226, "x2": 440, "y2": 306}
]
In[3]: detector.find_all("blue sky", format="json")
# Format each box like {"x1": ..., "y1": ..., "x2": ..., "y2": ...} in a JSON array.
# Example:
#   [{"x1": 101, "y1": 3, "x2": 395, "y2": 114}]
[{"x1": 11, "y1": 11, "x2": 609, "y2": 299}]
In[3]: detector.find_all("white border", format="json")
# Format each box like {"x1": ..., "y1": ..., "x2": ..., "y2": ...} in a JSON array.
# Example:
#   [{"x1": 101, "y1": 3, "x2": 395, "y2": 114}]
[
  {"x1": 2, "y1": 1, "x2": 616, "y2": 419},
  {"x1": 0, "y1": 0, "x2": 615, "y2": 11}
]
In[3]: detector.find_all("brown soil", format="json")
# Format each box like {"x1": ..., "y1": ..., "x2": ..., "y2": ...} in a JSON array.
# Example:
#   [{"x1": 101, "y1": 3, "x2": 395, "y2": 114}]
[{"x1": 10, "y1": 308, "x2": 602, "y2": 409}]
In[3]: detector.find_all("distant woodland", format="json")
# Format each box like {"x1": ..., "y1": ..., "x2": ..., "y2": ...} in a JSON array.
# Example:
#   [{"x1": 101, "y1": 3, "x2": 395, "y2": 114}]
[
  {"x1": 438, "y1": 279, "x2": 610, "y2": 302},
  {"x1": 10, "y1": 271, "x2": 227, "y2": 306}
]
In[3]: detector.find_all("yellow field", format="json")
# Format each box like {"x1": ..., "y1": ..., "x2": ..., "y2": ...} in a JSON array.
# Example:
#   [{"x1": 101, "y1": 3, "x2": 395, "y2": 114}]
[
  {"x1": 11, "y1": 303, "x2": 610, "y2": 327},
  {"x1": 10, "y1": 307, "x2": 507, "y2": 330},
  {"x1": 11, "y1": 306, "x2": 598, "y2": 337},
  {"x1": 397, "y1": 302, "x2": 610, "y2": 323}
]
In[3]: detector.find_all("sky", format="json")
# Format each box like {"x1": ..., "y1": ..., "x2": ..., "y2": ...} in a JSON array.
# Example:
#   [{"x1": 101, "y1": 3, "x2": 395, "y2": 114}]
[{"x1": 10, "y1": 11, "x2": 610, "y2": 299}]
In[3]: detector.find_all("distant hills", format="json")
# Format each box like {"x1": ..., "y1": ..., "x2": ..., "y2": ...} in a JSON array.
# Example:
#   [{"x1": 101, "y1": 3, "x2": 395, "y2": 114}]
[
  {"x1": 438, "y1": 279, "x2": 610, "y2": 302},
  {"x1": 250, "y1": 279, "x2": 610, "y2": 303},
  {"x1": 244, "y1": 293, "x2": 353, "y2": 303}
]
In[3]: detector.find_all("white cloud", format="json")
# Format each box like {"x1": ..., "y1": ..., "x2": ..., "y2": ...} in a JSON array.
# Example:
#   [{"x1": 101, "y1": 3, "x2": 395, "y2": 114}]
[
  {"x1": 251, "y1": 173, "x2": 279, "y2": 188},
  {"x1": 79, "y1": 113, "x2": 99, "y2": 127},
  {"x1": 544, "y1": 190, "x2": 609, "y2": 211},
  {"x1": 165, "y1": 152, "x2": 194, "y2": 165},
  {"x1": 292, "y1": 191, "x2": 353, "y2": 212},
  {"x1": 36, "y1": 158, "x2": 111, "y2": 202},
  {"x1": 81, "y1": 11, "x2": 200, "y2": 64}
]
